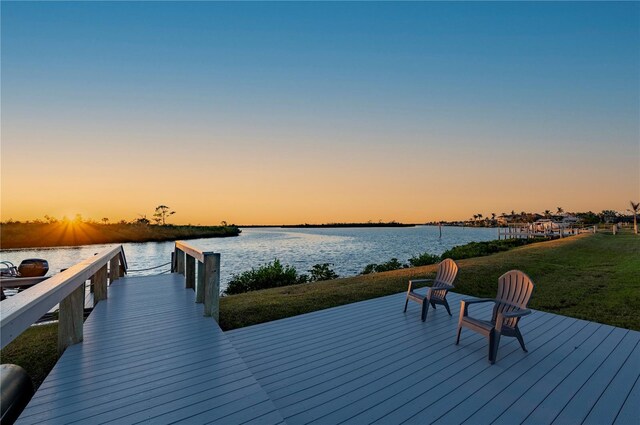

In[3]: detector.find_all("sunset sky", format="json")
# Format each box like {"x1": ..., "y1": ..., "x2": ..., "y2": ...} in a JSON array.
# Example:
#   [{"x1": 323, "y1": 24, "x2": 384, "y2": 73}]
[{"x1": 2, "y1": 2, "x2": 638, "y2": 225}]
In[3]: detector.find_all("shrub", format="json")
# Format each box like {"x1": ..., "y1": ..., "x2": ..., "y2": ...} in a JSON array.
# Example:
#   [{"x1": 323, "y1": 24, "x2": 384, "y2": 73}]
[
  {"x1": 439, "y1": 238, "x2": 543, "y2": 261},
  {"x1": 308, "y1": 263, "x2": 339, "y2": 281},
  {"x1": 408, "y1": 252, "x2": 440, "y2": 267},
  {"x1": 225, "y1": 259, "x2": 308, "y2": 295},
  {"x1": 361, "y1": 258, "x2": 406, "y2": 274}
]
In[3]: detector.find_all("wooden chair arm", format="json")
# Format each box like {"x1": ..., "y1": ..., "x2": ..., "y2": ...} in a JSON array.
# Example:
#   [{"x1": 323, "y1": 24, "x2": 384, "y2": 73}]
[
  {"x1": 407, "y1": 279, "x2": 434, "y2": 292},
  {"x1": 460, "y1": 298, "x2": 495, "y2": 316},
  {"x1": 409, "y1": 279, "x2": 434, "y2": 284},
  {"x1": 433, "y1": 283, "x2": 454, "y2": 291}
]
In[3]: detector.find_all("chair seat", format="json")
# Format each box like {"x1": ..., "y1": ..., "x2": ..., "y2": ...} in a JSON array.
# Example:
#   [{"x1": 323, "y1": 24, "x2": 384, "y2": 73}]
[
  {"x1": 408, "y1": 290, "x2": 447, "y2": 302},
  {"x1": 462, "y1": 316, "x2": 494, "y2": 332},
  {"x1": 407, "y1": 291, "x2": 426, "y2": 302}
]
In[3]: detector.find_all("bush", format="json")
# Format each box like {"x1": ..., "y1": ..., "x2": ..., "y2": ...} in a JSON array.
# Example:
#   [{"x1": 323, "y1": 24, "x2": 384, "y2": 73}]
[
  {"x1": 308, "y1": 263, "x2": 339, "y2": 281},
  {"x1": 439, "y1": 238, "x2": 543, "y2": 260},
  {"x1": 361, "y1": 258, "x2": 406, "y2": 274},
  {"x1": 225, "y1": 259, "x2": 308, "y2": 295},
  {"x1": 408, "y1": 252, "x2": 440, "y2": 267}
]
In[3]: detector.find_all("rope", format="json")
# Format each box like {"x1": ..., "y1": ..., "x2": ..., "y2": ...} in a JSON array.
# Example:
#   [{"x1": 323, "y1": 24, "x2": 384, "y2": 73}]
[{"x1": 127, "y1": 262, "x2": 172, "y2": 272}]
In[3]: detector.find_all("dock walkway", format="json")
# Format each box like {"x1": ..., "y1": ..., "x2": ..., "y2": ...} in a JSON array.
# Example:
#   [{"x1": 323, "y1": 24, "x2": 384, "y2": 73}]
[
  {"x1": 14, "y1": 274, "x2": 639, "y2": 424},
  {"x1": 16, "y1": 274, "x2": 284, "y2": 425}
]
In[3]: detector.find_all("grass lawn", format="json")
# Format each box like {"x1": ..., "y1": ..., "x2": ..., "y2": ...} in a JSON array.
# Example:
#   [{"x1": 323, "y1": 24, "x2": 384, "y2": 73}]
[
  {"x1": 220, "y1": 230, "x2": 639, "y2": 331},
  {"x1": 0, "y1": 323, "x2": 58, "y2": 389},
  {"x1": 2, "y1": 229, "x2": 638, "y2": 388}
]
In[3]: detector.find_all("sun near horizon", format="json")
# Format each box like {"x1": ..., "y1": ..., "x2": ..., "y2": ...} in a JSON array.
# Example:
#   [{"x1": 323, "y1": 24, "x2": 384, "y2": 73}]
[{"x1": 1, "y1": 2, "x2": 638, "y2": 226}]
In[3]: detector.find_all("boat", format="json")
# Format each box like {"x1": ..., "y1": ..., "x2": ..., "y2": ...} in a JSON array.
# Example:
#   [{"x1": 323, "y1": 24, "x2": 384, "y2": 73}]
[{"x1": 0, "y1": 259, "x2": 49, "y2": 300}]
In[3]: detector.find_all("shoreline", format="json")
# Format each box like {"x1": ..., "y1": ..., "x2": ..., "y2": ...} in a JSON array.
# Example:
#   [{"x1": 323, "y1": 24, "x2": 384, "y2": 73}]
[{"x1": 0, "y1": 223, "x2": 241, "y2": 250}]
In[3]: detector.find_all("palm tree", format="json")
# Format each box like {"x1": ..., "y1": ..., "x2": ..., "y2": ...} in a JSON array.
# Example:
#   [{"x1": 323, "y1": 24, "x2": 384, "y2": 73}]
[
  {"x1": 556, "y1": 207, "x2": 564, "y2": 215},
  {"x1": 544, "y1": 210, "x2": 552, "y2": 219},
  {"x1": 629, "y1": 201, "x2": 639, "y2": 234}
]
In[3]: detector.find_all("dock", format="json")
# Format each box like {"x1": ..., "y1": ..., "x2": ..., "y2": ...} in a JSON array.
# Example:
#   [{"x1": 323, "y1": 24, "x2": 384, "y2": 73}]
[{"x1": 3, "y1": 243, "x2": 639, "y2": 424}]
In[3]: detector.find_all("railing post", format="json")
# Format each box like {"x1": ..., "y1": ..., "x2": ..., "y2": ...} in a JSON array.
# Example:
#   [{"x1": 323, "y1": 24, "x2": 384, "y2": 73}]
[
  {"x1": 203, "y1": 253, "x2": 221, "y2": 322},
  {"x1": 176, "y1": 248, "x2": 185, "y2": 276},
  {"x1": 58, "y1": 282, "x2": 85, "y2": 354},
  {"x1": 94, "y1": 264, "x2": 108, "y2": 303},
  {"x1": 109, "y1": 257, "x2": 120, "y2": 284},
  {"x1": 195, "y1": 261, "x2": 205, "y2": 303},
  {"x1": 185, "y1": 255, "x2": 195, "y2": 289}
]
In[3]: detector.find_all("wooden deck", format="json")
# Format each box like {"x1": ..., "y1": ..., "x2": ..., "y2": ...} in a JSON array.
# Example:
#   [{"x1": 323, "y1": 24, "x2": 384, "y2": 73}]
[
  {"x1": 227, "y1": 290, "x2": 640, "y2": 425},
  {"x1": 16, "y1": 274, "x2": 284, "y2": 425},
  {"x1": 14, "y1": 273, "x2": 639, "y2": 424}
]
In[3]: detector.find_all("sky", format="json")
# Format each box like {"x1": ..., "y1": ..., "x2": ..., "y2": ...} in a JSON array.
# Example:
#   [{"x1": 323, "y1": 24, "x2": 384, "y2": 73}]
[{"x1": 1, "y1": 2, "x2": 639, "y2": 225}]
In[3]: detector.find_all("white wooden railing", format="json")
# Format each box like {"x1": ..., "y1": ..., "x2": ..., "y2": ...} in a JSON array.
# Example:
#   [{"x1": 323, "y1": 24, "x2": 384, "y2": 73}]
[
  {"x1": 497, "y1": 224, "x2": 597, "y2": 240},
  {"x1": 172, "y1": 241, "x2": 221, "y2": 322},
  {"x1": 0, "y1": 246, "x2": 127, "y2": 353}
]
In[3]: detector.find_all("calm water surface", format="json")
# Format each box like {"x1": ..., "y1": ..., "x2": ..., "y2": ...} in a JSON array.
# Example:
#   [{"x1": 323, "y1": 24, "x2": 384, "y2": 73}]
[{"x1": 1, "y1": 226, "x2": 498, "y2": 291}]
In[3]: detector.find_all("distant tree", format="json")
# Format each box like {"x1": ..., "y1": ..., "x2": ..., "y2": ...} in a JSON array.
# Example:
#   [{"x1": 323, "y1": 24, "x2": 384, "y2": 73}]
[
  {"x1": 544, "y1": 210, "x2": 552, "y2": 219},
  {"x1": 599, "y1": 210, "x2": 618, "y2": 223},
  {"x1": 44, "y1": 215, "x2": 58, "y2": 224},
  {"x1": 135, "y1": 214, "x2": 150, "y2": 225},
  {"x1": 629, "y1": 201, "x2": 639, "y2": 234},
  {"x1": 101, "y1": 217, "x2": 109, "y2": 224},
  {"x1": 73, "y1": 214, "x2": 83, "y2": 224},
  {"x1": 153, "y1": 205, "x2": 175, "y2": 225},
  {"x1": 220, "y1": 220, "x2": 228, "y2": 226},
  {"x1": 491, "y1": 212, "x2": 496, "y2": 221},
  {"x1": 556, "y1": 207, "x2": 564, "y2": 215},
  {"x1": 308, "y1": 263, "x2": 339, "y2": 281}
]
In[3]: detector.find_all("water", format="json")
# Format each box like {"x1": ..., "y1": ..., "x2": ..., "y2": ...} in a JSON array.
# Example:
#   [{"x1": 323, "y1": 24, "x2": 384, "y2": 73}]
[{"x1": 1, "y1": 226, "x2": 498, "y2": 291}]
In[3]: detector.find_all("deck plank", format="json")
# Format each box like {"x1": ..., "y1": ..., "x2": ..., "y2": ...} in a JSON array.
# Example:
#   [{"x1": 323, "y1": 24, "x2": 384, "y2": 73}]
[
  {"x1": 15, "y1": 275, "x2": 639, "y2": 425},
  {"x1": 227, "y1": 290, "x2": 640, "y2": 425},
  {"x1": 16, "y1": 274, "x2": 283, "y2": 425}
]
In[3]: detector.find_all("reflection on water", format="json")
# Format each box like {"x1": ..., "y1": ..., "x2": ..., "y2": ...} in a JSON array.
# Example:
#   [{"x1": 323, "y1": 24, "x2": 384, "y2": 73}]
[{"x1": 1, "y1": 226, "x2": 498, "y2": 291}]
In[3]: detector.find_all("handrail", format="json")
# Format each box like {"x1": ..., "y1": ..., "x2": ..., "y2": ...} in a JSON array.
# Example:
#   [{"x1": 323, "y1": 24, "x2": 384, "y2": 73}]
[
  {"x1": 1, "y1": 246, "x2": 127, "y2": 351},
  {"x1": 173, "y1": 241, "x2": 221, "y2": 322}
]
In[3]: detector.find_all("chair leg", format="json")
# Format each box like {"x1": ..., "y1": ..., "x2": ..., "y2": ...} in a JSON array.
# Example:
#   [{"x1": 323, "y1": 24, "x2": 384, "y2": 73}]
[
  {"x1": 443, "y1": 299, "x2": 452, "y2": 316},
  {"x1": 456, "y1": 306, "x2": 465, "y2": 345},
  {"x1": 489, "y1": 329, "x2": 501, "y2": 364},
  {"x1": 421, "y1": 300, "x2": 430, "y2": 322},
  {"x1": 515, "y1": 327, "x2": 528, "y2": 352},
  {"x1": 403, "y1": 297, "x2": 409, "y2": 313},
  {"x1": 430, "y1": 301, "x2": 437, "y2": 309}
]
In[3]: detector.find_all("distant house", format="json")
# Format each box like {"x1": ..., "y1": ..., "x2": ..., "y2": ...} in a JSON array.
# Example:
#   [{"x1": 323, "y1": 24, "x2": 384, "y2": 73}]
[{"x1": 561, "y1": 214, "x2": 579, "y2": 223}]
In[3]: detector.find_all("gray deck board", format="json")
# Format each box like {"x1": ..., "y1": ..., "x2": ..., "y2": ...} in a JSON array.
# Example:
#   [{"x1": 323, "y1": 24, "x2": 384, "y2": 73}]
[
  {"x1": 227, "y1": 289, "x2": 640, "y2": 425},
  {"x1": 14, "y1": 275, "x2": 639, "y2": 425},
  {"x1": 16, "y1": 273, "x2": 283, "y2": 425},
  {"x1": 583, "y1": 339, "x2": 640, "y2": 425}
]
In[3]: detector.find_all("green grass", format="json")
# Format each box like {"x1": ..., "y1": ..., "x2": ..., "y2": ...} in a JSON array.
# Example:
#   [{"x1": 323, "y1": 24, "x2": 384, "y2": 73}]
[
  {"x1": 3, "y1": 230, "x2": 638, "y2": 389},
  {"x1": 220, "y1": 230, "x2": 640, "y2": 331},
  {"x1": 0, "y1": 323, "x2": 58, "y2": 389}
]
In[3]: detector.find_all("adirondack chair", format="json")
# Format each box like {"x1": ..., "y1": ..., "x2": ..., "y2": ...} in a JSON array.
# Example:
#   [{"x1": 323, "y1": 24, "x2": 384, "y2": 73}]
[
  {"x1": 404, "y1": 258, "x2": 458, "y2": 321},
  {"x1": 455, "y1": 270, "x2": 534, "y2": 364}
]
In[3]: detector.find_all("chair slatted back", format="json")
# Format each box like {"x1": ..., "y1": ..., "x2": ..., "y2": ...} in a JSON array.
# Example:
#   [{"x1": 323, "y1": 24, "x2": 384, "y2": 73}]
[
  {"x1": 431, "y1": 258, "x2": 458, "y2": 299},
  {"x1": 492, "y1": 270, "x2": 534, "y2": 329}
]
